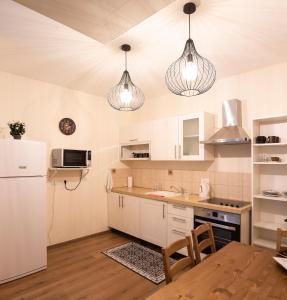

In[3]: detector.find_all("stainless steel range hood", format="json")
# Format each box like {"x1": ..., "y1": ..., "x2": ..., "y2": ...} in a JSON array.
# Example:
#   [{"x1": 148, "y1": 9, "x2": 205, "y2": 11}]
[{"x1": 203, "y1": 99, "x2": 251, "y2": 145}]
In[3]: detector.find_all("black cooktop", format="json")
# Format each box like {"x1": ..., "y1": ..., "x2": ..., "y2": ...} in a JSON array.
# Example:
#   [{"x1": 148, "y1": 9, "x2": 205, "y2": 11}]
[{"x1": 199, "y1": 198, "x2": 250, "y2": 208}]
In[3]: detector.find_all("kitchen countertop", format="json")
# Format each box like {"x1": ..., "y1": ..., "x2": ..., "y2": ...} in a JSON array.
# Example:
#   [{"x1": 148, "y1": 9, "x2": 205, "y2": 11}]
[{"x1": 111, "y1": 187, "x2": 251, "y2": 215}]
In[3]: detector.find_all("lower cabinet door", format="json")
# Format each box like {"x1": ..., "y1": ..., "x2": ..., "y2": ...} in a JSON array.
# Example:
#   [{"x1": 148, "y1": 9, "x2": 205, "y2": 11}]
[
  {"x1": 122, "y1": 195, "x2": 140, "y2": 238},
  {"x1": 167, "y1": 227, "x2": 189, "y2": 256},
  {"x1": 140, "y1": 199, "x2": 167, "y2": 247},
  {"x1": 108, "y1": 193, "x2": 123, "y2": 231}
]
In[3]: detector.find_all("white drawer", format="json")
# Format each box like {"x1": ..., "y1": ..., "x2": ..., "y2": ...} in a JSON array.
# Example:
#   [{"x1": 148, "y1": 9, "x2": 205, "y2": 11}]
[
  {"x1": 168, "y1": 203, "x2": 193, "y2": 218},
  {"x1": 168, "y1": 214, "x2": 192, "y2": 232},
  {"x1": 167, "y1": 227, "x2": 189, "y2": 256}
]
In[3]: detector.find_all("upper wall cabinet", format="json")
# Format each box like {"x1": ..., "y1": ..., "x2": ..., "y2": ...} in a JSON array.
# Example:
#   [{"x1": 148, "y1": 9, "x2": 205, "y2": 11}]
[
  {"x1": 119, "y1": 112, "x2": 215, "y2": 161},
  {"x1": 151, "y1": 117, "x2": 179, "y2": 160},
  {"x1": 151, "y1": 112, "x2": 215, "y2": 161},
  {"x1": 119, "y1": 121, "x2": 152, "y2": 144},
  {"x1": 178, "y1": 112, "x2": 215, "y2": 161}
]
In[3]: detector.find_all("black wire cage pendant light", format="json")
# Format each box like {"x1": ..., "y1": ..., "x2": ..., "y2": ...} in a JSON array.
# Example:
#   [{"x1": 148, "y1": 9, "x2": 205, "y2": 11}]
[
  {"x1": 165, "y1": 2, "x2": 216, "y2": 97},
  {"x1": 107, "y1": 44, "x2": 144, "y2": 111}
]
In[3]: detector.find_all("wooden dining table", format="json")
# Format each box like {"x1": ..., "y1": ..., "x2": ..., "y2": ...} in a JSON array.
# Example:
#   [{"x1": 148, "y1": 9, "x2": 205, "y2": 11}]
[{"x1": 147, "y1": 241, "x2": 287, "y2": 300}]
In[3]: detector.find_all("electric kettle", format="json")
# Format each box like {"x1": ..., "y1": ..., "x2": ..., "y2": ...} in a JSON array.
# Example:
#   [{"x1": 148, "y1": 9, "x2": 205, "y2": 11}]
[{"x1": 199, "y1": 178, "x2": 210, "y2": 198}]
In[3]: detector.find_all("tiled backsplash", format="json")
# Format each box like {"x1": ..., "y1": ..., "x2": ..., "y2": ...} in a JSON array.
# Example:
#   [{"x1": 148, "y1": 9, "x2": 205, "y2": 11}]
[{"x1": 112, "y1": 168, "x2": 252, "y2": 202}]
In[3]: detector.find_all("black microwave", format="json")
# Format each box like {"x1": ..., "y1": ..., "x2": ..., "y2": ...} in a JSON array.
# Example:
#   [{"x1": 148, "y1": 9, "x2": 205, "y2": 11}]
[{"x1": 52, "y1": 149, "x2": 91, "y2": 168}]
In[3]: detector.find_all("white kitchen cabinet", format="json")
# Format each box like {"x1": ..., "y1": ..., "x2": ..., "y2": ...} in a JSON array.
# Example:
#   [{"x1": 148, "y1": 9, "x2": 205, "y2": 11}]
[
  {"x1": 122, "y1": 195, "x2": 140, "y2": 237},
  {"x1": 167, "y1": 228, "x2": 189, "y2": 255},
  {"x1": 120, "y1": 142, "x2": 150, "y2": 161},
  {"x1": 167, "y1": 204, "x2": 194, "y2": 256},
  {"x1": 108, "y1": 194, "x2": 196, "y2": 251},
  {"x1": 151, "y1": 117, "x2": 179, "y2": 160},
  {"x1": 150, "y1": 112, "x2": 214, "y2": 161},
  {"x1": 108, "y1": 193, "x2": 140, "y2": 238},
  {"x1": 119, "y1": 121, "x2": 152, "y2": 144},
  {"x1": 108, "y1": 193, "x2": 123, "y2": 231},
  {"x1": 178, "y1": 112, "x2": 214, "y2": 161},
  {"x1": 140, "y1": 198, "x2": 167, "y2": 247}
]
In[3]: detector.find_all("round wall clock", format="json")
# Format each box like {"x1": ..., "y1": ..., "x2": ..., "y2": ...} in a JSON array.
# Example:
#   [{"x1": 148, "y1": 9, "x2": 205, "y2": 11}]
[{"x1": 59, "y1": 118, "x2": 76, "y2": 135}]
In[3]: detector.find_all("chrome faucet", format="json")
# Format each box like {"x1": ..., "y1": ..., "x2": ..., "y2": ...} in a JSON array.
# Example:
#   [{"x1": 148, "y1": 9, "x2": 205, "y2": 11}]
[{"x1": 170, "y1": 185, "x2": 184, "y2": 195}]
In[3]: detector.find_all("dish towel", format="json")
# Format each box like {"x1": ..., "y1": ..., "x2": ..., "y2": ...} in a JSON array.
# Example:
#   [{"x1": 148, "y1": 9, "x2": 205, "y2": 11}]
[{"x1": 105, "y1": 170, "x2": 113, "y2": 192}]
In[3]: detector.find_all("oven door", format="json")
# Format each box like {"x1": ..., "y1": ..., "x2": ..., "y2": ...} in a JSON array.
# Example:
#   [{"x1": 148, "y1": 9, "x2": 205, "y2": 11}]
[
  {"x1": 194, "y1": 216, "x2": 240, "y2": 251},
  {"x1": 63, "y1": 150, "x2": 87, "y2": 167}
]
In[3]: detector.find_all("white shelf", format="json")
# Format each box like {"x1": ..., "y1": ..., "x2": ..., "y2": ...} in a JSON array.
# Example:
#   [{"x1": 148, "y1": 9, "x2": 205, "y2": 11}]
[
  {"x1": 120, "y1": 158, "x2": 150, "y2": 161},
  {"x1": 252, "y1": 115, "x2": 287, "y2": 252},
  {"x1": 120, "y1": 141, "x2": 150, "y2": 146},
  {"x1": 254, "y1": 221, "x2": 287, "y2": 231},
  {"x1": 49, "y1": 167, "x2": 89, "y2": 171},
  {"x1": 254, "y1": 194, "x2": 287, "y2": 201},
  {"x1": 253, "y1": 238, "x2": 276, "y2": 249},
  {"x1": 253, "y1": 143, "x2": 287, "y2": 147},
  {"x1": 253, "y1": 115, "x2": 287, "y2": 124},
  {"x1": 120, "y1": 141, "x2": 150, "y2": 161},
  {"x1": 48, "y1": 167, "x2": 90, "y2": 180},
  {"x1": 253, "y1": 162, "x2": 287, "y2": 165},
  {"x1": 183, "y1": 134, "x2": 199, "y2": 138}
]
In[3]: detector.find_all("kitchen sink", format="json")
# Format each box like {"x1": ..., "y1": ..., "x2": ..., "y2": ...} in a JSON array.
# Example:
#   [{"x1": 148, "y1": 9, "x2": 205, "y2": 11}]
[{"x1": 145, "y1": 191, "x2": 181, "y2": 198}]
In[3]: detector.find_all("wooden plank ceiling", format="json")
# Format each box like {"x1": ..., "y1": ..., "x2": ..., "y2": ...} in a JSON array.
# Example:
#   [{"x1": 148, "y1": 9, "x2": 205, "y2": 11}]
[{"x1": 13, "y1": 0, "x2": 175, "y2": 44}]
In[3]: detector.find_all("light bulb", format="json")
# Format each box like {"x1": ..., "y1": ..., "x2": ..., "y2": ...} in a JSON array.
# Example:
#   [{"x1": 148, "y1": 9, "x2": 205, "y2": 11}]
[
  {"x1": 182, "y1": 60, "x2": 198, "y2": 81},
  {"x1": 120, "y1": 88, "x2": 132, "y2": 105}
]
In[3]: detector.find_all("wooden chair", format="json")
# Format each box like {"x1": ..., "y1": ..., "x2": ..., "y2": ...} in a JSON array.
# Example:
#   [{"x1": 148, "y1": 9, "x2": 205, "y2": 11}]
[
  {"x1": 276, "y1": 228, "x2": 287, "y2": 256},
  {"x1": 162, "y1": 236, "x2": 195, "y2": 284},
  {"x1": 192, "y1": 223, "x2": 216, "y2": 264}
]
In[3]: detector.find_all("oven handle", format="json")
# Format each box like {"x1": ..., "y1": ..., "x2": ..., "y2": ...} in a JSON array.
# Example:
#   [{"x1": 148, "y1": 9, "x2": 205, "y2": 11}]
[{"x1": 194, "y1": 218, "x2": 236, "y2": 232}]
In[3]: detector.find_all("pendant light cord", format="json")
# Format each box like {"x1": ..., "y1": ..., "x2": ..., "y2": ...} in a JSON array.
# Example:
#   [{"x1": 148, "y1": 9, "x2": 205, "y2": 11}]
[
  {"x1": 125, "y1": 51, "x2": 127, "y2": 71},
  {"x1": 188, "y1": 13, "x2": 191, "y2": 39}
]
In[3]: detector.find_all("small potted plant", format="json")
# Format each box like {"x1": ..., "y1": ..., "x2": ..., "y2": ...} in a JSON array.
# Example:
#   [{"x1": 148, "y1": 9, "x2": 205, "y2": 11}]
[{"x1": 8, "y1": 121, "x2": 26, "y2": 139}]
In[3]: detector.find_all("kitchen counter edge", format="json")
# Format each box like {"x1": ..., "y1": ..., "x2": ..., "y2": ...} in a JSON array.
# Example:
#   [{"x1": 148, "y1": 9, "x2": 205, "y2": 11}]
[{"x1": 111, "y1": 187, "x2": 251, "y2": 215}]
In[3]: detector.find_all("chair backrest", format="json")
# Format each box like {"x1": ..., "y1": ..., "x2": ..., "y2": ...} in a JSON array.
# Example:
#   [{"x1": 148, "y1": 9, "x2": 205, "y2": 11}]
[
  {"x1": 276, "y1": 228, "x2": 287, "y2": 255},
  {"x1": 162, "y1": 236, "x2": 195, "y2": 284},
  {"x1": 192, "y1": 223, "x2": 216, "y2": 264}
]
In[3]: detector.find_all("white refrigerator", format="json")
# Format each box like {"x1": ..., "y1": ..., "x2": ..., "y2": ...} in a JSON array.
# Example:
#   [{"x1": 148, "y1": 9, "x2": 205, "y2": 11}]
[{"x1": 0, "y1": 140, "x2": 47, "y2": 284}]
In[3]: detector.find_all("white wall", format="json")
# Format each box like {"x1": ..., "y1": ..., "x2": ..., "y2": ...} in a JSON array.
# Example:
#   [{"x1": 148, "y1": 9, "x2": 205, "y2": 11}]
[
  {"x1": 130, "y1": 62, "x2": 287, "y2": 173},
  {"x1": 0, "y1": 70, "x2": 130, "y2": 245},
  {"x1": 1, "y1": 61, "x2": 287, "y2": 244}
]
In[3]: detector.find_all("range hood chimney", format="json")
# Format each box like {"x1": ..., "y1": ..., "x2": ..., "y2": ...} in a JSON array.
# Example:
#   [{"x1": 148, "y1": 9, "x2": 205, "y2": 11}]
[{"x1": 203, "y1": 99, "x2": 251, "y2": 145}]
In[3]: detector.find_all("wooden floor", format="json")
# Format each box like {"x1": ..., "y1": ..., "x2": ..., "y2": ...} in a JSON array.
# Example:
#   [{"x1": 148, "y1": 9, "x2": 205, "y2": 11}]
[{"x1": 0, "y1": 231, "x2": 163, "y2": 300}]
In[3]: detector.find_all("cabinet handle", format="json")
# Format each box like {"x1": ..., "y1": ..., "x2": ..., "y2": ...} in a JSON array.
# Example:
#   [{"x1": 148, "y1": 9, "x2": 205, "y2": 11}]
[
  {"x1": 174, "y1": 145, "x2": 177, "y2": 159},
  {"x1": 129, "y1": 139, "x2": 138, "y2": 142},
  {"x1": 178, "y1": 145, "x2": 182, "y2": 159},
  {"x1": 172, "y1": 229, "x2": 186, "y2": 236},
  {"x1": 118, "y1": 195, "x2": 121, "y2": 208},
  {"x1": 173, "y1": 217, "x2": 186, "y2": 223},
  {"x1": 195, "y1": 218, "x2": 236, "y2": 231},
  {"x1": 172, "y1": 204, "x2": 186, "y2": 210},
  {"x1": 162, "y1": 204, "x2": 165, "y2": 219},
  {"x1": 122, "y1": 196, "x2": 124, "y2": 208}
]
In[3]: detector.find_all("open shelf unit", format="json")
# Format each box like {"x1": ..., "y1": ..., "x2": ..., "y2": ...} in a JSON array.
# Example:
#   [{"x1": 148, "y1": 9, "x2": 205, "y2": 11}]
[
  {"x1": 48, "y1": 167, "x2": 90, "y2": 180},
  {"x1": 253, "y1": 143, "x2": 287, "y2": 147},
  {"x1": 120, "y1": 141, "x2": 151, "y2": 161},
  {"x1": 253, "y1": 162, "x2": 287, "y2": 165},
  {"x1": 252, "y1": 115, "x2": 287, "y2": 249},
  {"x1": 253, "y1": 238, "x2": 276, "y2": 249},
  {"x1": 49, "y1": 167, "x2": 89, "y2": 171},
  {"x1": 254, "y1": 194, "x2": 287, "y2": 202},
  {"x1": 254, "y1": 221, "x2": 287, "y2": 231}
]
